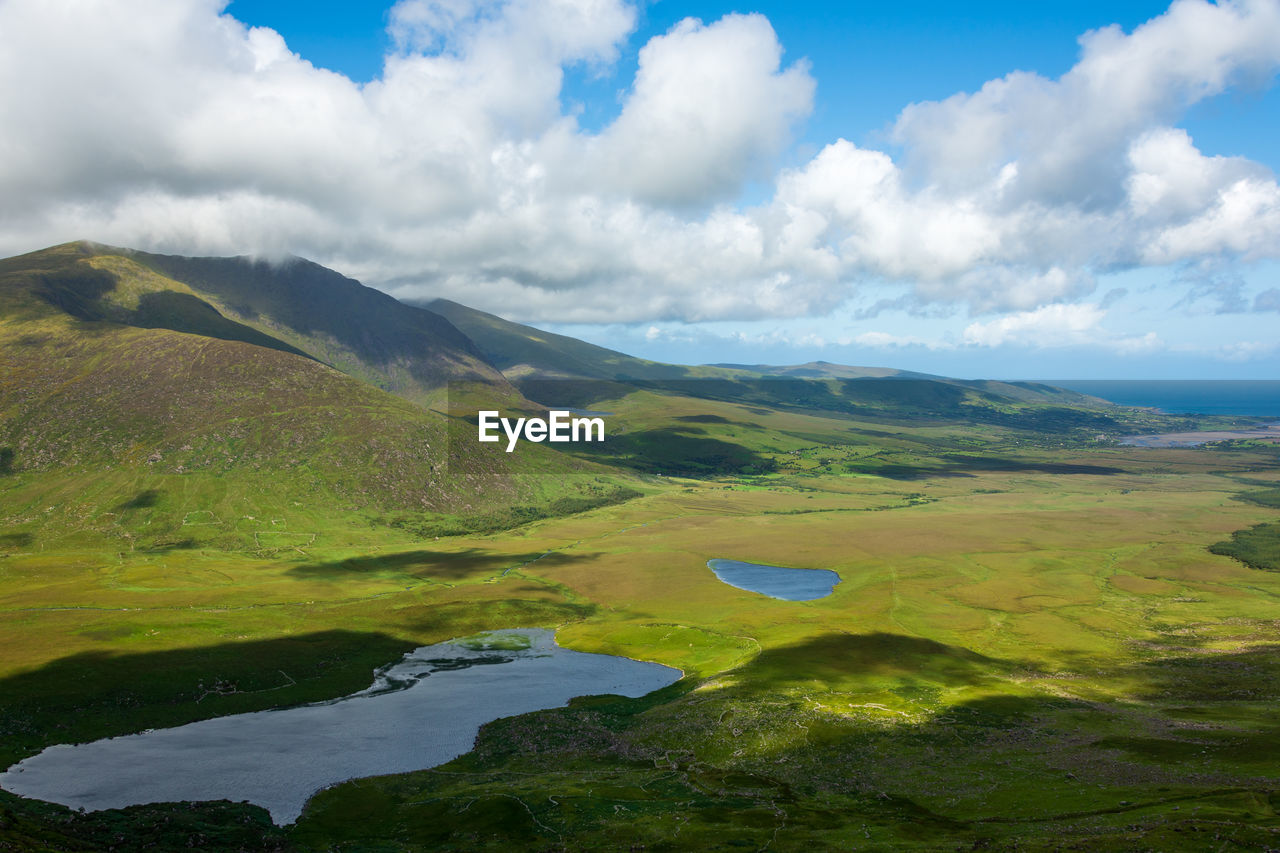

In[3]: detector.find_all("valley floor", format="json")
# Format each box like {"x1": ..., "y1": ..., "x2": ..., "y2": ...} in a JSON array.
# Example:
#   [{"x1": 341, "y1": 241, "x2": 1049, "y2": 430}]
[{"x1": 2, "y1": 401, "x2": 1280, "y2": 850}]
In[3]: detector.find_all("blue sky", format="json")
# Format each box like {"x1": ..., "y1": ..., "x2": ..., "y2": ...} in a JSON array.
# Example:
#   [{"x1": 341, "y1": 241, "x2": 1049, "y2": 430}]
[{"x1": 2, "y1": 0, "x2": 1278, "y2": 378}]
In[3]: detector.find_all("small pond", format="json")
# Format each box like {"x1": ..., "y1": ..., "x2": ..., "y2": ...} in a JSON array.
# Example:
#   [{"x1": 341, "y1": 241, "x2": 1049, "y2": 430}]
[
  {"x1": 707, "y1": 559, "x2": 840, "y2": 601},
  {"x1": 0, "y1": 629, "x2": 680, "y2": 825}
]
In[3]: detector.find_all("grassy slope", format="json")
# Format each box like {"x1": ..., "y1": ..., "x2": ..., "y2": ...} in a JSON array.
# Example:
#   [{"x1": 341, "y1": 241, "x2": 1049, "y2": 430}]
[{"x1": 0, "y1": 243, "x2": 643, "y2": 551}]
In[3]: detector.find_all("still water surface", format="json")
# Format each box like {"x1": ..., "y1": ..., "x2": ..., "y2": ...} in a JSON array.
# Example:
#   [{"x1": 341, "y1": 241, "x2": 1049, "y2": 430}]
[
  {"x1": 0, "y1": 629, "x2": 680, "y2": 824},
  {"x1": 707, "y1": 559, "x2": 840, "y2": 600}
]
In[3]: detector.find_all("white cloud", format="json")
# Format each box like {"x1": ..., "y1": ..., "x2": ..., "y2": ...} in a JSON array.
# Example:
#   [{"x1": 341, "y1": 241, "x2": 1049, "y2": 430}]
[
  {"x1": 1127, "y1": 128, "x2": 1264, "y2": 219},
  {"x1": 768, "y1": 0, "x2": 1280, "y2": 310},
  {"x1": 580, "y1": 13, "x2": 813, "y2": 206},
  {"x1": 1115, "y1": 332, "x2": 1164, "y2": 354},
  {"x1": 1209, "y1": 339, "x2": 1280, "y2": 360},
  {"x1": 1140, "y1": 170, "x2": 1280, "y2": 264},
  {"x1": 0, "y1": 0, "x2": 1276, "y2": 328},
  {"x1": 893, "y1": 0, "x2": 1280, "y2": 202},
  {"x1": 959, "y1": 304, "x2": 1164, "y2": 353},
  {"x1": 963, "y1": 304, "x2": 1107, "y2": 348},
  {"x1": 853, "y1": 331, "x2": 953, "y2": 350},
  {"x1": 774, "y1": 141, "x2": 1005, "y2": 284}
]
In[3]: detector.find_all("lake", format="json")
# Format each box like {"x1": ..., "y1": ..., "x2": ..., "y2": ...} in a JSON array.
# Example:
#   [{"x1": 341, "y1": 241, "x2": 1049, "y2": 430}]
[
  {"x1": 707, "y1": 559, "x2": 840, "y2": 600},
  {"x1": 0, "y1": 629, "x2": 680, "y2": 825}
]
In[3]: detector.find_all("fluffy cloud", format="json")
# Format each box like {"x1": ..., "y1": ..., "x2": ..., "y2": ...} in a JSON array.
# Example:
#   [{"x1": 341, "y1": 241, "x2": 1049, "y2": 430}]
[
  {"x1": 961, "y1": 304, "x2": 1162, "y2": 353},
  {"x1": 774, "y1": 0, "x2": 1280, "y2": 310},
  {"x1": 963, "y1": 304, "x2": 1108, "y2": 347},
  {"x1": 0, "y1": 0, "x2": 1277, "y2": 325},
  {"x1": 894, "y1": 0, "x2": 1280, "y2": 203},
  {"x1": 852, "y1": 331, "x2": 951, "y2": 350},
  {"x1": 581, "y1": 13, "x2": 813, "y2": 205}
]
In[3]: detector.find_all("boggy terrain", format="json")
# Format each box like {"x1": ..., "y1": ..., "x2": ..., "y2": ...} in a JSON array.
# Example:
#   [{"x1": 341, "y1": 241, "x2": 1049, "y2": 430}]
[{"x1": 1, "y1": 244, "x2": 1278, "y2": 850}]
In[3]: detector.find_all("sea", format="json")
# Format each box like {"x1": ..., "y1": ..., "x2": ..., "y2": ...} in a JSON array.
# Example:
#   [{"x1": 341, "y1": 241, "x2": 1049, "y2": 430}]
[{"x1": 1042, "y1": 380, "x2": 1280, "y2": 417}]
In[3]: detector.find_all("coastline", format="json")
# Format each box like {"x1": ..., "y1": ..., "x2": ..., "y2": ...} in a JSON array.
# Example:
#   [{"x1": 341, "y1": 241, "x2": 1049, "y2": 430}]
[{"x1": 1120, "y1": 422, "x2": 1280, "y2": 448}]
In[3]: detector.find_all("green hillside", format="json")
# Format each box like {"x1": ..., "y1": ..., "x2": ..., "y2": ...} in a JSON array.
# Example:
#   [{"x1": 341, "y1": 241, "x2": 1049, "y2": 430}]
[{"x1": 0, "y1": 243, "x2": 638, "y2": 554}]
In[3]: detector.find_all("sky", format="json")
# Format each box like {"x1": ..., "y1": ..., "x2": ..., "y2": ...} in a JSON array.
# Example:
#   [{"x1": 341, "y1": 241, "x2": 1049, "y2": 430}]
[{"x1": 0, "y1": 1, "x2": 1277, "y2": 379}]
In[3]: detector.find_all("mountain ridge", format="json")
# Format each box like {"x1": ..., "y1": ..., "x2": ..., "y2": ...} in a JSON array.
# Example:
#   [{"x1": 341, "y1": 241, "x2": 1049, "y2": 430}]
[
  {"x1": 122, "y1": 246, "x2": 515, "y2": 406},
  {"x1": 424, "y1": 297, "x2": 1105, "y2": 412}
]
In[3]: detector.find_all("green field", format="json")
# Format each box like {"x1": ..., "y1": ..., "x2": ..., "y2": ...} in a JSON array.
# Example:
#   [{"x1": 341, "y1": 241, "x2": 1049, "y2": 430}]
[{"x1": 2, "y1": 244, "x2": 1279, "y2": 850}]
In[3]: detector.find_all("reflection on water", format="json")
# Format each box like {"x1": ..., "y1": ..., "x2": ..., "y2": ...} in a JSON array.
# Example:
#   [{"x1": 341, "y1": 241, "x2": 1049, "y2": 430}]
[
  {"x1": 0, "y1": 629, "x2": 680, "y2": 825},
  {"x1": 707, "y1": 559, "x2": 840, "y2": 601}
]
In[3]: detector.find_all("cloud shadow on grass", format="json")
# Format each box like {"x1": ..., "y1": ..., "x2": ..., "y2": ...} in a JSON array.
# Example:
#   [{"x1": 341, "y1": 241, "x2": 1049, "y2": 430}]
[
  {"x1": 569, "y1": 427, "x2": 778, "y2": 477},
  {"x1": 0, "y1": 593, "x2": 598, "y2": 768},
  {"x1": 0, "y1": 630, "x2": 416, "y2": 767},
  {"x1": 284, "y1": 547, "x2": 601, "y2": 582},
  {"x1": 732, "y1": 632, "x2": 1017, "y2": 694},
  {"x1": 852, "y1": 454, "x2": 1128, "y2": 481},
  {"x1": 0, "y1": 532, "x2": 34, "y2": 548}
]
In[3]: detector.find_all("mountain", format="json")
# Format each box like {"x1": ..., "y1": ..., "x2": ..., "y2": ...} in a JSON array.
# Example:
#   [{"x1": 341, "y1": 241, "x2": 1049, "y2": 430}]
[
  {"x1": 425, "y1": 298, "x2": 723, "y2": 382},
  {"x1": 0, "y1": 242, "x2": 633, "y2": 552},
  {"x1": 123, "y1": 248, "x2": 512, "y2": 407}
]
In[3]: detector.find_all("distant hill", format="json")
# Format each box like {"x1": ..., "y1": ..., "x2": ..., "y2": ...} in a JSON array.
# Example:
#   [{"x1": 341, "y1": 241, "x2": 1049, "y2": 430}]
[
  {"x1": 710, "y1": 360, "x2": 937, "y2": 380},
  {"x1": 425, "y1": 298, "x2": 731, "y2": 383},
  {"x1": 425, "y1": 300, "x2": 1103, "y2": 413},
  {"x1": 711, "y1": 361, "x2": 1103, "y2": 405}
]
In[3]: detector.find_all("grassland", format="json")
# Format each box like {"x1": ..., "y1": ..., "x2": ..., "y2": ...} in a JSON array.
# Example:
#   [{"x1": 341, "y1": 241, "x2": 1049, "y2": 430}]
[{"x1": 2, "y1": 377, "x2": 1279, "y2": 850}]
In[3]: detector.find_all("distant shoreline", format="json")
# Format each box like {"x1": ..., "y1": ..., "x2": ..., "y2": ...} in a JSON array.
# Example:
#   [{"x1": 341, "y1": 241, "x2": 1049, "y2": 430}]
[{"x1": 1120, "y1": 422, "x2": 1280, "y2": 448}]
